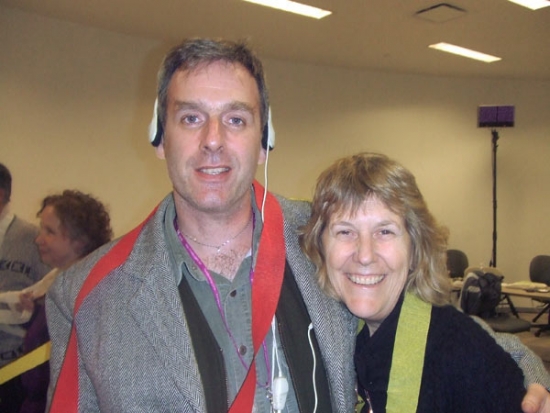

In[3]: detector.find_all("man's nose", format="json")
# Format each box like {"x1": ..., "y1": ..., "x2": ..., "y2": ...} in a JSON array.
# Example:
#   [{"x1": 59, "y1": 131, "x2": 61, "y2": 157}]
[{"x1": 201, "y1": 118, "x2": 225, "y2": 151}]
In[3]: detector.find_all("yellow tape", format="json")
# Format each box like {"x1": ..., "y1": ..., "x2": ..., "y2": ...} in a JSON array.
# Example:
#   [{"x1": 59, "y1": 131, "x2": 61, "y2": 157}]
[{"x1": 0, "y1": 341, "x2": 51, "y2": 385}]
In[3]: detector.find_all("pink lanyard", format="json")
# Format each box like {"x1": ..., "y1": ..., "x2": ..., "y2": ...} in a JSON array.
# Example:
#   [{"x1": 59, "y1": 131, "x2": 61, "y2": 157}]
[{"x1": 174, "y1": 215, "x2": 270, "y2": 380}]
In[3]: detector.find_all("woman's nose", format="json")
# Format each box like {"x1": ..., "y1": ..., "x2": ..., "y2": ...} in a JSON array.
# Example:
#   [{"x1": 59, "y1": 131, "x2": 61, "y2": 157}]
[{"x1": 355, "y1": 235, "x2": 375, "y2": 265}]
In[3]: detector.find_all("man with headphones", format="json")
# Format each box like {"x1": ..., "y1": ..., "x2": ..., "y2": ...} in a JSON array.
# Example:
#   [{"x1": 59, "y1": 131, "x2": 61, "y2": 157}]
[{"x1": 46, "y1": 38, "x2": 550, "y2": 413}]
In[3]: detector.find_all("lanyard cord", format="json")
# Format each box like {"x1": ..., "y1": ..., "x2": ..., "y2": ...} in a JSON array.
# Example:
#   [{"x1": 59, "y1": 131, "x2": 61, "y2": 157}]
[{"x1": 174, "y1": 215, "x2": 271, "y2": 382}]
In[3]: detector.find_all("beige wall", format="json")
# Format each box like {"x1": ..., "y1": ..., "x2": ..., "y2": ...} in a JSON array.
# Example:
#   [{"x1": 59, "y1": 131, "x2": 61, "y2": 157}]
[{"x1": 2, "y1": 5, "x2": 550, "y2": 290}]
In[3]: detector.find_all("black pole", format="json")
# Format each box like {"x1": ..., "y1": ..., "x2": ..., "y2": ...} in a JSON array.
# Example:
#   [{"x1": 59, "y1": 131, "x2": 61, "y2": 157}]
[{"x1": 490, "y1": 129, "x2": 499, "y2": 267}]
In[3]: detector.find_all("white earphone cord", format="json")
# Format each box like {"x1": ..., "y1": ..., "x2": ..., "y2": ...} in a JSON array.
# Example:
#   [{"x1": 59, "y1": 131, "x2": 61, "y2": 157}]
[
  {"x1": 307, "y1": 323, "x2": 318, "y2": 413},
  {"x1": 271, "y1": 318, "x2": 288, "y2": 412},
  {"x1": 261, "y1": 146, "x2": 270, "y2": 222}
]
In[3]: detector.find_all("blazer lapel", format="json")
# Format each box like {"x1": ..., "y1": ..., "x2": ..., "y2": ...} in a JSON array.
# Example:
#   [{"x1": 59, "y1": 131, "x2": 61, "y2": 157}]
[
  {"x1": 280, "y1": 197, "x2": 358, "y2": 413},
  {"x1": 124, "y1": 201, "x2": 206, "y2": 412}
]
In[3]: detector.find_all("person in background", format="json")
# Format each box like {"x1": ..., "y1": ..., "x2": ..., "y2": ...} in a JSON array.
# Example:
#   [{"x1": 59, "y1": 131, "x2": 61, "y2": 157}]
[
  {"x1": 46, "y1": 38, "x2": 550, "y2": 413},
  {"x1": 0, "y1": 163, "x2": 50, "y2": 413},
  {"x1": 300, "y1": 152, "x2": 541, "y2": 412},
  {"x1": 18, "y1": 189, "x2": 113, "y2": 413}
]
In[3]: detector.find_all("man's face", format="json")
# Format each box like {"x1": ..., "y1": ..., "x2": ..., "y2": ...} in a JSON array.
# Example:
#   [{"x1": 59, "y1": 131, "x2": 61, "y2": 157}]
[{"x1": 156, "y1": 61, "x2": 266, "y2": 216}]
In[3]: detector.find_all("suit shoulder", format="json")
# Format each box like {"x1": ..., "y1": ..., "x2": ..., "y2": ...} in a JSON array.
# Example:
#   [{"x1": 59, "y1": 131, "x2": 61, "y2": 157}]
[
  {"x1": 9, "y1": 216, "x2": 39, "y2": 237},
  {"x1": 276, "y1": 195, "x2": 312, "y2": 227}
]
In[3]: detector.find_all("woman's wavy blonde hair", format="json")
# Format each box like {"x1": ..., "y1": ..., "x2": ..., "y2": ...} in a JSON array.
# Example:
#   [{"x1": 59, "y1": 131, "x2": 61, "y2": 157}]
[{"x1": 299, "y1": 152, "x2": 451, "y2": 306}]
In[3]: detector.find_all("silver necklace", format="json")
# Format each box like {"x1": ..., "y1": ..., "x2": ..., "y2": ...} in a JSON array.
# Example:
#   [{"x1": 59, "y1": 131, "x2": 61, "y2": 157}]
[{"x1": 180, "y1": 217, "x2": 252, "y2": 253}]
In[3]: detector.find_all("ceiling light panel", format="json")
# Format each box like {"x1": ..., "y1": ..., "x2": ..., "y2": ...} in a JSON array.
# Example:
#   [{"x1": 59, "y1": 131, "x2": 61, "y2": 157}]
[
  {"x1": 429, "y1": 42, "x2": 502, "y2": 63},
  {"x1": 242, "y1": 0, "x2": 332, "y2": 19},
  {"x1": 507, "y1": 0, "x2": 550, "y2": 10}
]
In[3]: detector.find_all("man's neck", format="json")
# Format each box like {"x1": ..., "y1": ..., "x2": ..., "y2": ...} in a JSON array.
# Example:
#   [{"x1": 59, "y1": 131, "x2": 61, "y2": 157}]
[
  {"x1": 174, "y1": 191, "x2": 254, "y2": 245},
  {"x1": 174, "y1": 193, "x2": 256, "y2": 280}
]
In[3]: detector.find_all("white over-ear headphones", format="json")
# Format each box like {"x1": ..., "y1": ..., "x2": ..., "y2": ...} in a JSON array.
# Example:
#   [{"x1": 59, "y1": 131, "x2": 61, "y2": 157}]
[
  {"x1": 263, "y1": 107, "x2": 276, "y2": 151},
  {"x1": 148, "y1": 99, "x2": 161, "y2": 146},
  {"x1": 147, "y1": 99, "x2": 275, "y2": 150}
]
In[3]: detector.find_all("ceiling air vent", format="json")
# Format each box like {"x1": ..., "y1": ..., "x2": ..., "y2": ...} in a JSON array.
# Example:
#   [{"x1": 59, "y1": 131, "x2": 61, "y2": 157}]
[{"x1": 415, "y1": 3, "x2": 467, "y2": 23}]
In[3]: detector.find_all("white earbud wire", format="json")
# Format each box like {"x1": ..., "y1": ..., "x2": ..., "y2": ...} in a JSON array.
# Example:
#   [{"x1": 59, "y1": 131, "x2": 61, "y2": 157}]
[{"x1": 307, "y1": 323, "x2": 318, "y2": 413}]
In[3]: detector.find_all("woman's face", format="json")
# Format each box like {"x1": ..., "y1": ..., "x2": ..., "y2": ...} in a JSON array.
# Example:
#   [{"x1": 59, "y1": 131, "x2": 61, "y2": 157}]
[
  {"x1": 35, "y1": 205, "x2": 82, "y2": 269},
  {"x1": 321, "y1": 196, "x2": 412, "y2": 333}
]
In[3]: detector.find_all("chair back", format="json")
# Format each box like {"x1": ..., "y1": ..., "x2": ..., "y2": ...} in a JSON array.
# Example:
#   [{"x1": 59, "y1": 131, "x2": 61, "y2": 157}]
[
  {"x1": 529, "y1": 255, "x2": 550, "y2": 286},
  {"x1": 446, "y1": 249, "x2": 469, "y2": 279}
]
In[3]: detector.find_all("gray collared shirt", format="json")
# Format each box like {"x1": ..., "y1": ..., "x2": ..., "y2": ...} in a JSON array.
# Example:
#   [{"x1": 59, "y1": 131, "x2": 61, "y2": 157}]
[{"x1": 164, "y1": 193, "x2": 299, "y2": 413}]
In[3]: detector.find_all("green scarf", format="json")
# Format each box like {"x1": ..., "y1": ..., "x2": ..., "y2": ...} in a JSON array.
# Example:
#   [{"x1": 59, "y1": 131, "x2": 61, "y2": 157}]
[{"x1": 386, "y1": 292, "x2": 431, "y2": 413}]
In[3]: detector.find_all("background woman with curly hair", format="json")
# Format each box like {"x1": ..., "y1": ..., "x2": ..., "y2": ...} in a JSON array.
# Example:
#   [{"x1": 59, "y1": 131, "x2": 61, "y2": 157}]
[
  {"x1": 34, "y1": 190, "x2": 113, "y2": 270},
  {"x1": 17, "y1": 190, "x2": 113, "y2": 413}
]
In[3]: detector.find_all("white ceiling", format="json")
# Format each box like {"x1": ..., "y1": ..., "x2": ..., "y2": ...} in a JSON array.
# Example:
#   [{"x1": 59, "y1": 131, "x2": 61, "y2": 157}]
[{"x1": 2, "y1": 0, "x2": 549, "y2": 80}]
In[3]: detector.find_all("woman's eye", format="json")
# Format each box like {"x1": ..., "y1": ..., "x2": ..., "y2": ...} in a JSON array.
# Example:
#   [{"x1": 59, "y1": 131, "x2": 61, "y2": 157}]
[
  {"x1": 335, "y1": 229, "x2": 355, "y2": 239},
  {"x1": 376, "y1": 228, "x2": 396, "y2": 238}
]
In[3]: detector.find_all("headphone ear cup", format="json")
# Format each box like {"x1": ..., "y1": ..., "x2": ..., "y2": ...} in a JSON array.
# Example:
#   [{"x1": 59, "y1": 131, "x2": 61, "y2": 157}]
[
  {"x1": 152, "y1": 119, "x2": 163, "y2": 147},
  {"x1": 262, "y1": 108, "x2": 275, "y2": 150},
  {"x1": 148, "y1": 99, "x2": 163, "y2": 147}
]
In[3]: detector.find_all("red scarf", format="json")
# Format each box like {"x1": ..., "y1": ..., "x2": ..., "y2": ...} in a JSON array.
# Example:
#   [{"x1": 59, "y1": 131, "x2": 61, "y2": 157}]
[{"x1": 50, "y1": 181, "x2": 286, "y2": 413}]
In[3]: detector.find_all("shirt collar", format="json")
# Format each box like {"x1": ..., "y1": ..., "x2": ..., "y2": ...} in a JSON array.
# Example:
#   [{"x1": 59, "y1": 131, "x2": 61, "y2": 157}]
[{"x1": 163, "y1": 188, "x2": 263, "y2": 285}]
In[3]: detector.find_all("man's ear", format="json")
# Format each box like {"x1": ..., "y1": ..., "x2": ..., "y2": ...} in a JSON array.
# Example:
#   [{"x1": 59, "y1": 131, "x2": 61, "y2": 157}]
[
  {"x1": 257, "y1": 146, "x2": 267, "y2": 165},
  {"x1": 155, "y1": 140, "x2": 166, "y2": 160}
]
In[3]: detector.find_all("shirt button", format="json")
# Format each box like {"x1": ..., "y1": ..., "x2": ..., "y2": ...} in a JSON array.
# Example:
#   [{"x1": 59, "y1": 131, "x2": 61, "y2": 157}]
[
  {"x1": 239, "y1": 345, "x2": 247, "y2": 355},
  {"x1": 230, "y1": 290, "x2": 237, "y2": 297}
]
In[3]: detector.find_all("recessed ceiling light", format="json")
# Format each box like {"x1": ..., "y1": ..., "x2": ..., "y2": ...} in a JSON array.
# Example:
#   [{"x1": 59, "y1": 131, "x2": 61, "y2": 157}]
[
  {"x1": 429, "y1": 42, "x2": 502, "y2": 63},
  {"x1": 242, "y1": 0, "x2": 332, "y2": 19},
  {"x1": 507, "y1": 0, "x2": 550, "y2": 10}
]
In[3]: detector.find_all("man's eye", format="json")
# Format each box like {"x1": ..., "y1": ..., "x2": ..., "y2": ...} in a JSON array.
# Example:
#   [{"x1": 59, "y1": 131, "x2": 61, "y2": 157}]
[
  {"x1": 228, "y1": 117, "x2": 244, "y2": 126},
  {"x1": 182, "y1": 115, "x2": 199, "y2": 124}
]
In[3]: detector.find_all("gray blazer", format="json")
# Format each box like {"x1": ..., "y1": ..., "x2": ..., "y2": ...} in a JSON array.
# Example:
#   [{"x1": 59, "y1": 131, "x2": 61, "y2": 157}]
[{"x1": 46, "y1": 194, "x2": 358, "y2": 413}]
